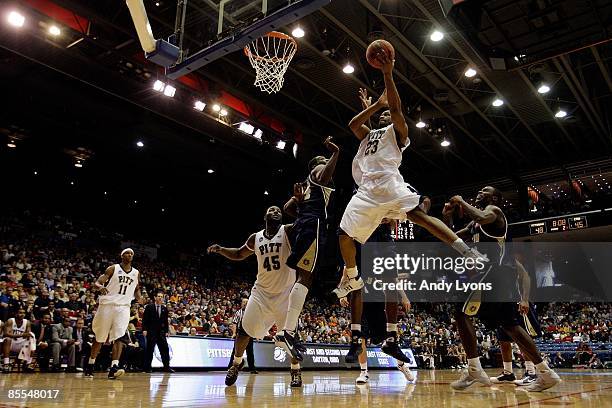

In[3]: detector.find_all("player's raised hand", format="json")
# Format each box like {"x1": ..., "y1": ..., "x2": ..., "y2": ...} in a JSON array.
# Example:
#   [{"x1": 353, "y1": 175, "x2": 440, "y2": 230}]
[
  {"x1": 442, "y1": 202, "x2": 455, "y2": 216},
  {"x1": 358, "y1": 88, "x2": 372, "y2": 109},
  {"x1": 379, "y1": 53, "x2": 395, "y2": 74},
  {"x1": 207, "y1": 244, "x2": 221, "y2": 254},
  {"x1": 449, "y1": 195, "x2": 463, "y2": 206},
  {"x1": 324, "y1": 136, "x2": 339, "y2": 153},
  {"x1": 293, "y1": 183, "x2": 305, "y2": 202}
]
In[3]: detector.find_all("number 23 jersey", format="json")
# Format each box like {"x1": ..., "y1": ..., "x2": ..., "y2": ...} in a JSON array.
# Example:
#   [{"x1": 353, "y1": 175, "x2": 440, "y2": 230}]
[
  {"x1": 99, "y1": 264, "x2": 139, "y2": 306},
  {"x1": 253, "y1": 225, "x2": 296, "y2": 294},
  {"x1": 352, "y1": 124, "x2": 408, "y2": 188}
]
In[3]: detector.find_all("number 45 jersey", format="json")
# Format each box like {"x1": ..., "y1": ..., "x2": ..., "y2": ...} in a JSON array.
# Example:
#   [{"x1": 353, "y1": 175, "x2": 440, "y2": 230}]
[
  {"x1": 253, "y1": 225, "x2": 296, "y2": 294},
  {"x1": 352, "y1": 124, "x2": 408, "y2": 188},
  {"x1": 99, "y1": 264, "x2": 139, "y2": 306}
]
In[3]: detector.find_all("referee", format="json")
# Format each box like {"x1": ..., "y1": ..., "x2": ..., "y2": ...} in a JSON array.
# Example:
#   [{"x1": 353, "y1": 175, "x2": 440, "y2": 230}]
[{"x1": 228, "y1": 298, "x2": 257, "y2": 373}]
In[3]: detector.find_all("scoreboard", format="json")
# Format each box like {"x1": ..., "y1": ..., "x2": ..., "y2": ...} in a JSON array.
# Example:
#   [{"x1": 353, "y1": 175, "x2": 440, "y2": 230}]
[{"x1": 529, "y1": 215, "x2": 589, "y2": 235}]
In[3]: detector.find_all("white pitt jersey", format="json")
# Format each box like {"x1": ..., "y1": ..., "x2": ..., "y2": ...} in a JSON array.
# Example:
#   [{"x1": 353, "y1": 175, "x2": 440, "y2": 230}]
[
  {"x1": 99, "y1": 264, "x2": 139, "y2": 306},
  {"x1": 252, "y1": 225, "x2": 296, "y2": 294},
  {"x1": 352, "y1": 124, "x2": 409, "y2": 187},
  {"x1": 8, "y1": 318, "x2": 28, "y2": 337}
]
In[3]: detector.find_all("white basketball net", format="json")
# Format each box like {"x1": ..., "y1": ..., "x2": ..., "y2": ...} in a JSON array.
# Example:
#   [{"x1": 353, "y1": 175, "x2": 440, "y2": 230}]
[{"x1": 244, "y1": 32, "x2": 297, "y2": 94}]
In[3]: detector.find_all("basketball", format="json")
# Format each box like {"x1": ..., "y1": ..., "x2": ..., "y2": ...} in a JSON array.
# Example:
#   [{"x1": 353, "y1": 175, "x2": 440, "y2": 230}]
[{"x1": 366, "y1": 39, "x2": 395, "y2": 69}]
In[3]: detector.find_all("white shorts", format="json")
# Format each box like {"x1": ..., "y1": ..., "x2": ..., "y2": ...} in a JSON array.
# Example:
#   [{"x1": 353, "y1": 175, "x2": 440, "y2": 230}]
[
  {"x1": 9, "y1": 339, "x2": 28, "y2": 353},
  {"x1": 340, "y1": 175, "x2": 420, "y2": 244},
  {"x1": 241, "y1": 286, "x2": 291, "y2": 339},
  {"x1": 92, "y1": 304, "x2": 130, "y2": 342}
]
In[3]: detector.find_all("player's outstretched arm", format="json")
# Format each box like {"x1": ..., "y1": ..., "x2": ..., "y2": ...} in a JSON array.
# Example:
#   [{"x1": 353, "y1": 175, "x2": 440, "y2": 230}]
[
  {"x1": 380, "y1": 55, "x2": 409, "y2": 147},
  {"x1": 313, "y1": 136, "x2": 339, "y2": 185},
  {"x1": 284, "y1": 183, "x2": 305, "y2": 218},
  {"x1": 94, "y1": 265, "x2": 115, "y2": 295},
  {"x1": 449, "y1": 196, "x2": 500, "y2": 225},
  {"x1": 207, "y1": 233, "x2": 256, "y2": 261},
  {"x1": 348, "y1": 92, "x2": 388, "y2": 140}
]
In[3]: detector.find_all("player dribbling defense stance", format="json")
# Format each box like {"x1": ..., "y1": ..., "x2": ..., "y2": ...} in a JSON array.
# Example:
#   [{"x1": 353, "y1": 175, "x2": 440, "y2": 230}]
[{"x1": 208, "y1": 206, "x2": 303, "y2": 387}]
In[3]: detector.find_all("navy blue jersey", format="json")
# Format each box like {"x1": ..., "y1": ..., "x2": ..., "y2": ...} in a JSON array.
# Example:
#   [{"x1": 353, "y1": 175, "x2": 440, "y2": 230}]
[
  {"x1": 297, "y1": 175, "x2": 334, "y2": 220},
  {"x1": 467, "y1": 209, "x2": 510, "y2": 266}
]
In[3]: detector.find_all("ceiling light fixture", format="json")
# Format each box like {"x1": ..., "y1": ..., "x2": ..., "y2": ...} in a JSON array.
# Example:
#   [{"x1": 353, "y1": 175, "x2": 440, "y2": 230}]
[
  {"x1": 48, "y1": 25, "x2": 61, "y2": 36},
  {"x1": 342, "y1": 63, "x2": 355, "y2": 74},
  {"x1": 238, "y1": 122, "x2": 255, "y2": 135},
  {"x1": 292, "y1": 26, "x2": 305, "y2": 38},
  {"x1": 492, "y1": 98, "x2": 504, "y2": 107},
  {"x1": 430, "y1": 30, "x2": 444, "y2": 42},
  {"x1": 194, "y1": 100, "x2": 206, "y2": 111},
  {"x1": 464, "y1": 68, "x2": 477, "y2": 77},
  {"x1": 537, "y1": 83, "x2": 550, "y2": 94},
  {"x1": 163, "y1": 84, "x2": 176, "y2": 97},
  {"x1": 7, "y1": 11, "x2": 25, "y2": 28}
]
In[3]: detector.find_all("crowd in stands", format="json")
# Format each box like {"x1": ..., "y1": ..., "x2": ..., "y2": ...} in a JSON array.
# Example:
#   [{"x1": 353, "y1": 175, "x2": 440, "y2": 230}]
[{"x1": 1, "y1": 212, "x2": 611, "y2": 372}]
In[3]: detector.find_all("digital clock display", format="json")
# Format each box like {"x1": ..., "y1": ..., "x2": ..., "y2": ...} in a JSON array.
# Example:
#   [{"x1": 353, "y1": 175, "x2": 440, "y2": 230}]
[
  {"x1": 529, "y1": 222, "x2": 546, "y2": 235},
  {"x1": 569, "y1": 216, "x2": 588, "y2": 230},
  {"x1": 548, "y1": 218, "x2": 568, "y2": 232}
]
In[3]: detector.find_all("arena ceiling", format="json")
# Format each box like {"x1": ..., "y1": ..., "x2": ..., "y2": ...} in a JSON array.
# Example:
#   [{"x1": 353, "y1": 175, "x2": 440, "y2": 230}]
[{"x1": 1, "y1": 0, "x2": 611, "y2": 242}]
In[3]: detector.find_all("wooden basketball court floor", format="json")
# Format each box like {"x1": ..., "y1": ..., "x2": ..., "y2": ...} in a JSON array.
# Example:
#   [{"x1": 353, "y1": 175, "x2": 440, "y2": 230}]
[{"x1": 1, "y1": 369, "x2": 611, "y2": 407}]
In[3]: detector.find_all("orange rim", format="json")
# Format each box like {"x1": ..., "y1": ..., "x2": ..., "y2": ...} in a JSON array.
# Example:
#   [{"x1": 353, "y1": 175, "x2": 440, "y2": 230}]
[{"x1": 244, "y1": 31, "x2": 297, "y2": 62}]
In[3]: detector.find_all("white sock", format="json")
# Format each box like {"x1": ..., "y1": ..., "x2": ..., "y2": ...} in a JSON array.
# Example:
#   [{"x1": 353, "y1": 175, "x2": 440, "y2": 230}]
[
  {"x1": 88, "y1": 358, "x2": 96, "y2": 365},
  {"x1": 386, "y1": 323, "x2": 397, "y2": 332},
  {"x1": 360, "y1": 362, "x2": 368, "y2": 370},
  {"x1": 346, "y1": 266, "x2": 358, "y2": 279},
  {"x1": 111, "y1": 360, "x2": 119, "y2": 367},
  {"x1": 233, "y1": 356, "x2": 243, "y2": 366},
  {"x1": 290, "y1": 363, "x2": 300, "y2": 370},
  {"x1": 283, "y1": 283, "x2": 309, "y2": 332},
  {"x1": 525, "y1": 360, "x2": 535, "y2": 374},
  {"x1": 535, "y1": 360, "x2": 550, "y2": 373},
  {"x1": 351, "y1": 324, "x2": 362, "y2": 332},
  {"x1": 503, "y1": 361, "x2": 513, "y2": 373},
  {"x1": 468, "y1": 357, "x2": 482, "y2": 370},
  {"x1": 451, "y1": 238, "x2": 472, "y2": 256}
]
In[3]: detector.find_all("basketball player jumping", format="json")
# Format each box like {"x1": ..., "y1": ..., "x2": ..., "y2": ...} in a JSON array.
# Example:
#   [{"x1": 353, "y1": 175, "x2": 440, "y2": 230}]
[
  {"x1": 84, "y1": 248, "x2": 143, "y2": 379},
  {"x1": 336, "y1": 60, "x2": 485, "y2": 363},
  {"x1": 335, "y1": 54, "x2": 486, "y2": 300},
  {"x1": 275, "y1": 137, "x2": 338, "y2": 361},
  {"x1": 208, "y1": 206, "x2": 303, "y2": 387},
  {"x1": 446, "y1": 186, "x2": 559, "y2": 392}
]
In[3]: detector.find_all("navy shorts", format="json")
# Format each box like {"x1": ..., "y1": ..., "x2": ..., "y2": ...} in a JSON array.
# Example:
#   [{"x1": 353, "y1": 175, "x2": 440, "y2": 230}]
[
  {"x1": 287, "y1": 217, "x2": 324, "y2": 273},
  {"x1": 497, "y1": 303, "x2": 542, "y2": 341}
]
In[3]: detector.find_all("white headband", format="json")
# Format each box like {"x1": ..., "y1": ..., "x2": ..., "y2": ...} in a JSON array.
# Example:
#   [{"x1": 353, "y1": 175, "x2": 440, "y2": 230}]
[{"x1": 121, "y1": 248, "x2": 134, "y2": 256}]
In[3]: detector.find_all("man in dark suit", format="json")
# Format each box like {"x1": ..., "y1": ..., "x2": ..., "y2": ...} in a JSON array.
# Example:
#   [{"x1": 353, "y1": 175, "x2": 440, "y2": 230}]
[
  {"x1": 72, "y1": 318, "x2": 91, "y2": 369},
  {"x1": 32, "y1": 313, "x2": 54, "y2": 372},
  {"x1": 142, "y1": 291, "x2": 173, "y2": 372}
]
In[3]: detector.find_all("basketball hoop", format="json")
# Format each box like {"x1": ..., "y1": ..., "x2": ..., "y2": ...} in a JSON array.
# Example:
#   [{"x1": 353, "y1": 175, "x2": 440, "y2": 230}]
[{"x1": 244, "y1": 31, "x2": 297, "y2": 94}]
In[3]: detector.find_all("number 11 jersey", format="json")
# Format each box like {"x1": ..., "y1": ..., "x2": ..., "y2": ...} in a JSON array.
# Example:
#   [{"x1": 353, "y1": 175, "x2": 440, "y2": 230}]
[
  {"x1": 253, "y1": 225, "x2": 296, "y2": 294},
  {"x1": 99, "y1": 264, "x2": 139, "y2": 306}
]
